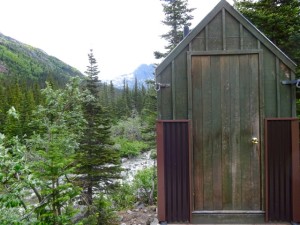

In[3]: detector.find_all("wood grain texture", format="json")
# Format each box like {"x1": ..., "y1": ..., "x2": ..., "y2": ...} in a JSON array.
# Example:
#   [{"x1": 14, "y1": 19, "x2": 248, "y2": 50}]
[
  {"x1": 192, "y1": 54, "x2": 260, "y2": 211},
  {"x1": 192, "y1": 56, "x2": 204, "y2": 210}
]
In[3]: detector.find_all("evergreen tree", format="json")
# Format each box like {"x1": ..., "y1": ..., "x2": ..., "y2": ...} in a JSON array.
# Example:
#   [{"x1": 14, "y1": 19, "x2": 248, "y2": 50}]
[
  {"x1": 20, "y1": 89, "x2": 35, "y2": 136},
  {"x1": 26, "y1": 79, "x2": 85, "y2": 224},
  {"x1": 141, "y1": 79, "x2": 157, "y2": 150},
  {"x1": 0, "y1": 84, "x2": 8, "y2": 132},
  {"x1": 108, "y1": 81, "x2": 116, "y2": 119},
  {"x1": 154, "y1": 0, "x2": 195, "y2": 59},
  {"x1": 235, "y1": 0, "x2": 300, "y2": 74},
  {"x1": 116, "y1": 79, "x2": 130, "y2": 118},
  {"x1": 76, "y1": 50, "x2": 121, "y2": 212}
]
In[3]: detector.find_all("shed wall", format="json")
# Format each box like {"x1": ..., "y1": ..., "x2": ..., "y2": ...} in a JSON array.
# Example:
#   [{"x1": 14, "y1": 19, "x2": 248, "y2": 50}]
[{"x1": 156, "y1": 9, "x2": 296, "y2": 120}]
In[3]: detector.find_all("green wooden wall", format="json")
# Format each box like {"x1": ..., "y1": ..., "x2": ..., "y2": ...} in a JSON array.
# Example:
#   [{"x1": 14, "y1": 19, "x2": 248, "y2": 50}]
[{"x1": 156, "y1": 9, "x2": 296, "y2": 121}]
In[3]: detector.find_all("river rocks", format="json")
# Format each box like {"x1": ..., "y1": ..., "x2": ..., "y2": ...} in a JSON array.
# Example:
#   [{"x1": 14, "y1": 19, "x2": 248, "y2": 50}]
[
  {"x1": 118, "y1": 150, "x2": 158, "y2": 224},
  {"x1": 117, "y1": 205, "x2": 158, "y2": 225},
  {"x1": 121, "y1": 150, "x2": 155, "y2": 183}
]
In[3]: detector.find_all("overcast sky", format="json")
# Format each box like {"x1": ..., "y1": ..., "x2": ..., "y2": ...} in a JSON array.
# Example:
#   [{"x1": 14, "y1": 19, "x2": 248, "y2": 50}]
[{"x1": 0, "y1": 0, "x2": 233, "y2": 80}]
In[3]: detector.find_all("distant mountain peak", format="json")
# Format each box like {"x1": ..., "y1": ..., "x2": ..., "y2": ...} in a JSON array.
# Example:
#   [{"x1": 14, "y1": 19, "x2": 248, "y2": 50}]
[{"x1": 104, "y1": 64, "x2": 155, "y2": 88}]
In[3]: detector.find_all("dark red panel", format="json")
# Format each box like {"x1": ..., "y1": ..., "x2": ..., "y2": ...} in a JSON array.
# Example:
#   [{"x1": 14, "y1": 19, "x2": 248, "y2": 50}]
[
  {"x1": 265, "y1": 118, "x2": 300, "y2": 222},
  {"x1": 156, "y1": 120, "x2": 190, "y2": 223}
]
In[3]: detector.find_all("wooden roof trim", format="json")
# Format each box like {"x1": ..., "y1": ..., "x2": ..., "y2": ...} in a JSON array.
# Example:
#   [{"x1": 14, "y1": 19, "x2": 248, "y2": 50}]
[{"x1": 156, "y1": 0, "x2": 297, "y2": 76}]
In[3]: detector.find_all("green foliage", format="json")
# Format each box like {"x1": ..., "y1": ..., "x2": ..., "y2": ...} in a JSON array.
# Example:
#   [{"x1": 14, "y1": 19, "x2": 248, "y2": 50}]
[
  {"x1": 141, "y1": 79, "x2": 157, "y2": 152},
  {"x1": 27, "y1": 78, "x2": 86, "y2": 224},
  {"x1": 75, "y1": 50, "x2": 121, "y2": 209},
  {"x1": 110, "y1": 183, "x2": 136, "y2": 210},
  {"x1": 0, "y1": 79, "x2": 43, "y2": 138},
  {"x1": 133, "y1": 167, "x2": 157, "y2": 205},
  {"x1": 114, "y1": 137, "x2": 148, "y2": 158},
  {"x1": 0, "y1": 33, "x2": 82, "y2": 86},
  {"x1": 0, "y1": 38, "x2": 158, "y2": 224},
  {"x1": 0, "y1": 79, "x2": 86, "y2": 224},
  {"x1": 111, "y1": 116, "x2": 150, "y2": 157},
  {"x1": 80, "y1": 194, "x2": 118, "y2": 225},
  {"x1": 111, "y1": 116, "x2": 144, "y2": 141},
  {"x1": 110, "y1": 167, "x2": 157, "y2": 210},
  {"x1": 0, "y1": 135, "x2": 32, "y2": 224}
]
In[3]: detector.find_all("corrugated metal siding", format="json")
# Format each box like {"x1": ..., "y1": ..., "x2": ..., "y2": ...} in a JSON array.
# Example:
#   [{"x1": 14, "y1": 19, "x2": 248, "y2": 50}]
[
  {"x1": 157, "y1": 120, "x2": 190, "y2": 223},
  {"x1": 266, "y1": 119, "x2": 292, "y2": 221}
]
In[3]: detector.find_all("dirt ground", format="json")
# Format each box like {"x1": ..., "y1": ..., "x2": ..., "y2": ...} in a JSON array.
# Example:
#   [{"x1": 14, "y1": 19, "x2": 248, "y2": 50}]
[{"x1": 117, "y1": 205, "x2": 158, "y2": 225}]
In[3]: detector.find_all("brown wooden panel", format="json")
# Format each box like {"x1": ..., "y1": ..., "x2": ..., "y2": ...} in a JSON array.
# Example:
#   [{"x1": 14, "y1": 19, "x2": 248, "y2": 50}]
[
  {"x1": 220, "y1": 55, "x2": 232, "y2": 210},
  {"x1": 229, "y1": 55, "x2": 242, "y2": 210},
  {"x1": 201, "y1": 56, "x2": 214, "y2": 210},
  {"x1": 239, "y1": 54, "x2": 253, "y2": 209},
  {"x1": 249, "y1": 54, "x2": 261, "y2": 210},
  {"x1": 211, "y1": 56, "x2": 222, "y2": 210},
  {"x1": 192, "y1": 56, "x2": 204, "y2": 210}
]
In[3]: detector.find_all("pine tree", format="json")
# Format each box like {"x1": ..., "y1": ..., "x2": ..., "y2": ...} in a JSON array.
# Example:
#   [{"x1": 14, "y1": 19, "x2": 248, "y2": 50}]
[
  {"x1": 20, "y1": 89, "x2": 36, "y2": 136},
  {"x1": 108, "y1": 80, "x2": 116, "y2": 119},
  {"x1": 76, "y1": 50, "x2": 121, "y2": 211},
  {"x1": 141, "y1": 79, "x2": 158, "y2": 150},
  {"x1": 154, "y1": 0, "x2": 195, "y2": 59}
]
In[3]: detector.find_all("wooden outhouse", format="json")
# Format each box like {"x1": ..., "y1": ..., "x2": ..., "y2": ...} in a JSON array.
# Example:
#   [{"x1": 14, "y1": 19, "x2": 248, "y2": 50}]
[{"x1": 156, "y1": 0, "x2": 300, "y2": 224}]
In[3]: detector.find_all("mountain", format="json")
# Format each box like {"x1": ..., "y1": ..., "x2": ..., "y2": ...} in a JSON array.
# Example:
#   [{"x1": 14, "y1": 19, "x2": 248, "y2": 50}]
[
  {"x1": 0, "y1": 32, "x2": 83, "y2": 85},
  {"x1": 108, "y1": 64, "x2": 155, "y2": 88}
]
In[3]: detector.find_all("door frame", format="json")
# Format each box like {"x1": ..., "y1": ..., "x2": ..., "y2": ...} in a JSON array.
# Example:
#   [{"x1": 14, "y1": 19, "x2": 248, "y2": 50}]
[{"x1": 187, "y1": 50, "x2": 265, "y2": 217}]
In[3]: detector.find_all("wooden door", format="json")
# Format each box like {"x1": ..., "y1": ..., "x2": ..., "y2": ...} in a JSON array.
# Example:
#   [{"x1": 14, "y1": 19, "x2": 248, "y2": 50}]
[{"x1": 192, "y1": 54, "x2": 261, "y2": 212}]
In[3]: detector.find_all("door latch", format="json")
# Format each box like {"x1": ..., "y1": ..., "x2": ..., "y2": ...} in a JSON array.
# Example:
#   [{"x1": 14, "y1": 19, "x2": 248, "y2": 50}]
[{"x1": 251, "y1": 137, "x2": 259, "y2": 144}]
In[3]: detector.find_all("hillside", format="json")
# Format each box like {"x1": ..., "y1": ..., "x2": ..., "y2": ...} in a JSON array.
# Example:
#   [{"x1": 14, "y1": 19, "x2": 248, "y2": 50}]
[{"x1": 0, "y1": 32, "x2": 83, "y2": 85}]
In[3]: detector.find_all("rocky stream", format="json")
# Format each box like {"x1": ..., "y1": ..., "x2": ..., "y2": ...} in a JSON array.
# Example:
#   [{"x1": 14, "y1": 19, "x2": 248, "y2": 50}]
[{"x1": 118, "y1": 150, "x2": 159, "y2": 225}]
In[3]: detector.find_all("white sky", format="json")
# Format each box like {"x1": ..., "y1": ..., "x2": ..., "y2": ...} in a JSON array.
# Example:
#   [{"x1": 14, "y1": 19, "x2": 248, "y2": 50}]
[{"x1": 0, "y1": 0, "x2": 233, "y2": 80}]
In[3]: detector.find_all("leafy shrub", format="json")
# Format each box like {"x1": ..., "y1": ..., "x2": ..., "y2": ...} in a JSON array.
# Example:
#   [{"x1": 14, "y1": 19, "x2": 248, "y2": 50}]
[
  {"x1": 114, "y1": 137, "x2": 148, "y2": 158},
  {"x1": 80, "y1": 194, "x2": 118, "y2": 225},
  {"x1": 133, "y1": 167, "x2": 157, "y2": 205},
  {"x1": 111, "y1": 183, "x2": 136, "y2": 210},
  {"x1": 111, "y1": 116, "x2": 144, "y2": 141}
]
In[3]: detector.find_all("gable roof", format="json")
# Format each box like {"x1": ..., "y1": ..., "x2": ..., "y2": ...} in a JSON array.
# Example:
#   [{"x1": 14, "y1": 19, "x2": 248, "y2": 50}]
[{"x1": 156, "y1": 0, "x2": 297, "y2": 75}]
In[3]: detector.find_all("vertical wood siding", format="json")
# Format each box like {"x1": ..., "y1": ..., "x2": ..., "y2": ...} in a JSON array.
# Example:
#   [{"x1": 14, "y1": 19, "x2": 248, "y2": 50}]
[
  {"x1": 192, "y1": 54, "x2": 261, "y2": 211},
  {"x1": 157, "y1": 120, "x2": 190, "y2": 223},
  {"x1": 156, "y1": 8, "x2": 295, "y2": 121}
]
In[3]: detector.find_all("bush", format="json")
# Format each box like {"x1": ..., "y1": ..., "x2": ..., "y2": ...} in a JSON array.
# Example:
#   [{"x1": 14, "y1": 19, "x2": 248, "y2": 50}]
[
  {"x1": 133, "y1": 167, "x2": 157, "y2": 205},
  {"x1": 80, "y1": 194, "x2": 118, "y2": 225},
  {"x1": 111, "y1": 183, "x2": 136, "y2": 210},
  {"x1": 110, "y1": 116, "x2": 144, "y2": 141},
  {"x1": 114, "y1": 137, "x2": 148, "y2": 158}
]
